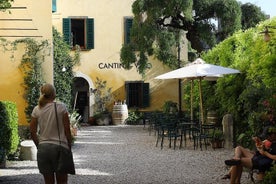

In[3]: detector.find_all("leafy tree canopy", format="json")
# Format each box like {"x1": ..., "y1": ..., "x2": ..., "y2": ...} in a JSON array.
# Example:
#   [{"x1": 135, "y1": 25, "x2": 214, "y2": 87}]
[
  {"x1": 121, "y1": 0, "x2": 243, "y2": 75},
  {"x1": 241, "y1": 3, "x2": 267, "y2": 30},
  {"x1": 121, "y1": 0, "x2": 268, "y2": 75}
]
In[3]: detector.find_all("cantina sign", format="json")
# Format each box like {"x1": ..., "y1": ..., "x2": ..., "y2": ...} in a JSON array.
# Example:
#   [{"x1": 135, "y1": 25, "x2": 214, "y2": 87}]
[{"x1": 98, "y1": 62, "x2": 152, "y2": 69}]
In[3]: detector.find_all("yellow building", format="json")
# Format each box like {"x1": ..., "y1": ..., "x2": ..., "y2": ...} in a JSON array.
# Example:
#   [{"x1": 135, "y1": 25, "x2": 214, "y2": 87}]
[
  {"x1": 0, "y1": 0, "x2": 53, "y2": 125},
  {"x1": 0, "y1": 0, "x2": 187, "y2": 125}
]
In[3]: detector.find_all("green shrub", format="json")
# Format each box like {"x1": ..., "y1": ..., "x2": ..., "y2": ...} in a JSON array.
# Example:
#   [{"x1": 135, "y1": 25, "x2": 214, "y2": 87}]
[
  {"x1": 0, "y1": 101, "x2": 10, "y2": 162},
  {"x1": 262, "y1": 164, "x2": 276, "y2": 184},
  {"x1": 0, "y1": 101, "x2": 19, "y2": 160},
  {"x1": 125, "y1": 110, "x2": 142, "y2": 125}
]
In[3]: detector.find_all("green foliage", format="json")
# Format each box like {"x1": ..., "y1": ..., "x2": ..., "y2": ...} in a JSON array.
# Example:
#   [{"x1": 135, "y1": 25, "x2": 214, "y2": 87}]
[
  {"x1": 162, "y1": 100, "x2": 178, "y2": 114},
  {"x1": 53, "y1": 27, "x2": 80, "y2": 111},
  {"x1": 121, "y1": 0, "x2": 266, "y2": 75},
  {"x1": 200, "y1": 17, "x2": 276, "y2": 146},
  {"x1": 0, "y1": 101, "x2": 19, "y2": 161},
  {"x1": 12, "y1": 38, "x2": 50, "y2": 121},
  {"x1": 125, "y1": 110, "x2": 142, "y2": 125},
  {"x1": 0, "y1": 0, "x2": 13, "y2": 11},
  {"x1": 262, "y1": 164, "x2": 276, "y2": 184},
  {"x1": 0, "y1": 102, "x2": 10, "y2": 158},
  {"x1": 212, "y1": 129, "x2": 224, "y2": 141},
  {"x1": 241, "y1": 3, "x2": 267, "y2": 30},
  {"x1": 93, "y1": 77, "x2": 113, "y2": 114},
  {"x1": 1, "y1": 28, "x2": 80, "y2": 122},
  {"x1": 121, "y1": 0, "x2": 193, "y2": 75},
  {"x1": 69, "y1": 110, "x2": 81, "y2": 128}
]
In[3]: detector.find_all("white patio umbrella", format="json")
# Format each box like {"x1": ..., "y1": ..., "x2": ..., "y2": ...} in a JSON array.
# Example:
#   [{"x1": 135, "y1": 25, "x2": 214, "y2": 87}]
[{"x1": 155, "y1": 58, "x2": 240, "y2": 124}]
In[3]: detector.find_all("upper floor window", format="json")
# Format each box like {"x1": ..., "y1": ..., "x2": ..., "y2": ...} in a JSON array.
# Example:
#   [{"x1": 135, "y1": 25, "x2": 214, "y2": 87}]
[
  {"x1": 125, "y1": 81, "x2": 150, "y2": 108},
  {"x1": 124, "y1": 17, "x2": 133, "y2": 44},
  {"x1": 52, "y1": 0, "x2": 56, "y2": 13},
  {"x1": 63, "y1": 18, "x2": 94, "y2": 50}
]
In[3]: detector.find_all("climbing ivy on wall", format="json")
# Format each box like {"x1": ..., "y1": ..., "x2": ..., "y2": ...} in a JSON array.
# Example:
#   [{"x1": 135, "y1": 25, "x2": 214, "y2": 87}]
[
  {"x1": 53, "y1": 27, "x2": 80, "y2": 111},
  {"x1": 12, "y1": 38, "x2": 50, "y2": 121},
  {"x1": 0, "y1": 38, "x2": 49, "y2": 121},
  {"x1": 1, "y1": 27, "x2": 80, "y2": 123}
]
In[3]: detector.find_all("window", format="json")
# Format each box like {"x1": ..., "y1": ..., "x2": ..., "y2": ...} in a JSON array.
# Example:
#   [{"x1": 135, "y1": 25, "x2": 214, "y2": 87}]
[
  {"x1": 124, "y1": 17, "x2": 133, "y2": 44},
  {"x1": 63, "y1": 18, "x2": 94, "y2": 50},
  {"x1": 52, "y1": 0, "x2": 56, "y2": 13},
  {"x1": 125, "y1": 81, "x2": 150, "y2": 108}
]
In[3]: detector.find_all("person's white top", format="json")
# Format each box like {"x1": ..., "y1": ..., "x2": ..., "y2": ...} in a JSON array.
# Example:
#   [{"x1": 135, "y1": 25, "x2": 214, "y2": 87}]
[{"x1": 32, "y1": 102, "x2": 69, "y2": 149}]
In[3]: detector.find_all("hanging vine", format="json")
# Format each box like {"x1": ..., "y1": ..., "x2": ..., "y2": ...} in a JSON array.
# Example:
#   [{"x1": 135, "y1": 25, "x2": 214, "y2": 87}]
[
  {"x1": 11, "y1": 38, "x2": 50, "y2": 121},
  {"x1": 1, "y1": 38, "x2": 50, "y2": 121},
  {"x1": 1, "y1": 28, "x2": 80, "y2": 122}
]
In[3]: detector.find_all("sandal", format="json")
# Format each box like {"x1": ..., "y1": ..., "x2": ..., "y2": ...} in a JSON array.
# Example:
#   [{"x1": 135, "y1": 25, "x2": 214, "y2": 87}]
[
  {"x1": 225, "y1": 159, "x2": 241, "y2": 166},
  {"x1": 221, "y1": 174, "x2": 230, "y2": 180}
]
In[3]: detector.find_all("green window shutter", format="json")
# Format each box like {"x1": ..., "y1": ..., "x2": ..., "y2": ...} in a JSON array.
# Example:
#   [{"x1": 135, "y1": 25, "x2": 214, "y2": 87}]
[
  {"x1": 52, "y1": 0, "x2": 56, "y2": 12},
  {"x1": 62, "y1": 18, "x2": 71, "y2": 46},
  {"x1": 86, "y1": 18, "x2": 94, "y2": 49},
  {"x1": 124, "y1": 18, "x2": 133, "y2": 44},
  {"x1": 142, "y1": 83, "x2": 150, "y2": 107}
]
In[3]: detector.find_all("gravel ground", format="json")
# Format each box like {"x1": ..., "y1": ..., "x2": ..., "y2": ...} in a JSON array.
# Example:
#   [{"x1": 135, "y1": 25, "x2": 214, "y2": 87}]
[{"x1": 0, "y1": 125, "x2": 253, "y2": 184}]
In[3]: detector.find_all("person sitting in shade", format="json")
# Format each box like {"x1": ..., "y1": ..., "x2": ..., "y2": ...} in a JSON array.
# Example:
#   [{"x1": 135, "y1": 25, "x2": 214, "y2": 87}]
[{"x1": 223, "y1": 127, "x2": 276, "y2": 184}]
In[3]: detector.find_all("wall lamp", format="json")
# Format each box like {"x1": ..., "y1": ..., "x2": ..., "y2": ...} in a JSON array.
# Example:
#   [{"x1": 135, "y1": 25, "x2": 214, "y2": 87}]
[{"x1": 260, "y1": 26, "x2": 276, "y2": 42}]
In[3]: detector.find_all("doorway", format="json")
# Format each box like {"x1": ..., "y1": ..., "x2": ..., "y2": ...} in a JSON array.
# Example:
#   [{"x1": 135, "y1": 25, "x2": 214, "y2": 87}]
[
  {"x1": 73, "y1": 72, "x2": 95, "y2": 123},
  {"x1": 73, "y1": 77, "x2": 89, "y2": 123}
]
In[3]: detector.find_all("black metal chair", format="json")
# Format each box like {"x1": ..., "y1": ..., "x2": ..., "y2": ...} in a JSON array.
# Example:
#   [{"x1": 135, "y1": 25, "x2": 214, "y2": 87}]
[
  {"x1": 155, "y1": 115, "x2": 182, "y2": 149},
  {"x1": 178, "y1": 118, "x2": 198, "y2": 147},
  {"x1": 191, "y1": 124, "x2": 215, "y2": 150}
]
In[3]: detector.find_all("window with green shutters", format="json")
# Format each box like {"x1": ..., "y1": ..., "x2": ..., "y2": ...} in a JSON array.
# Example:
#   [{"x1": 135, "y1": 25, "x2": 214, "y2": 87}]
[
  {"x1": 124, "y1": 17, "x2": 133, "y2": 44},
  {"x1": 125, "y1": 81, "x2": 150, "y2": 108},
  {"x1": 62, "y1": 18, "x2": 94, "y2": 50}
]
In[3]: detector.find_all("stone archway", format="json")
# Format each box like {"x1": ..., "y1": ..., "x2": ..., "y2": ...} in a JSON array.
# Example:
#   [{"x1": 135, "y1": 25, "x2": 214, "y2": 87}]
[{"x1": 73, "y1": 71, "x2": 95, "y2": 123}]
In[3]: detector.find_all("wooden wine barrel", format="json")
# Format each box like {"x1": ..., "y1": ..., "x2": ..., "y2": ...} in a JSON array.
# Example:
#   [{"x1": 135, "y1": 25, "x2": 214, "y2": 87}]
[{"x1": 112, "y1": 104, "x2": 128, "y2": 125}]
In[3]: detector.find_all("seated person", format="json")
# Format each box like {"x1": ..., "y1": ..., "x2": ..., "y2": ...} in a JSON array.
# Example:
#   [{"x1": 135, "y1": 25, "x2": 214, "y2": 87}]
[{"x1": 223, "y1": 127, "x2": 276, "y2": 184}]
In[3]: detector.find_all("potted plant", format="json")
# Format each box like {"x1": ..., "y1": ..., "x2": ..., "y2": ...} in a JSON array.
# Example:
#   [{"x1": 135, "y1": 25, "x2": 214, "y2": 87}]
[
  {"x1": 93, "y1": 77, "x2": 114, "y2": 125},
  {"x1": 211, "y1": 129, "x2": 224, "y2": 149},
  {"x1": 69, "y1": 111, "x2": 81, "y2": 136},
  {"x1": 125, "y1": 110, "x2": 143, "y2": 125},
  {"x1": 162, "y1": 101, "x2": 178, "y2": 114}
]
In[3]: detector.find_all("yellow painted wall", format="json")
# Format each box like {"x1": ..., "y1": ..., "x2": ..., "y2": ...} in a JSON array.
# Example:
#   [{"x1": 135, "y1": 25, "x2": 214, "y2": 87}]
[
  {"x1": 52, "y1": 0, "x2": 187, "y2": 113},
  {"x1": 0, "y1": 0, "x2": 187, "y2": 125},
  {"x1": 0, "y1": 0, "x2": 53, "y2": 125}
]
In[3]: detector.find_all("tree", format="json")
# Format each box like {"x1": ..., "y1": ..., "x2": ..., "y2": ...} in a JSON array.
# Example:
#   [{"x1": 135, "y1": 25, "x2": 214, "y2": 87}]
[
  {"x1": 241, "y1": 3, "x2": 267, "y2": 30},
  {"x1": 120, "y1": 0, "x2": 242, "y2": 75},
  {"x1": 202, "y1": 17, "x2": 276, "y2": 147},
  {"x1": 53, "y1": 28, "x2": 80, "y2": 111}
]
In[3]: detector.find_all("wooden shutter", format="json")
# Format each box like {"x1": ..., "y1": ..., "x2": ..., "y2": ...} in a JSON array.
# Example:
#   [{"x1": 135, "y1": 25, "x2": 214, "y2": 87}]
[
  {"x1": 52, "y1": 0, "x2": 56, "y2": 12},
  {"x1": 86, "y1": 18, "x2": 94, "y2": 49},
  {"x1": 62, "y1": 18, "x2": 71, "y2": 46},
  {"x1": 124, "y1": 18, "x2": 133, "y2": 44},
  {"x1": 126, "y1": 81, "x2": 149, "y2": 108}
]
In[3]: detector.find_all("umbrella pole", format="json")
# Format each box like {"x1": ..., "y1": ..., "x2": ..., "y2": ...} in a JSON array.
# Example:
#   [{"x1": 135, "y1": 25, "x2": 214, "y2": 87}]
[
  {"x1": 178, "y1": 79, "x2": 182, "y2": 117},
  {"x1": 190, "y1": 80, "x2": 194, "y2": 122},
  {"x1": 198, "y1": 78, "x2": 204, "y2": 124}
]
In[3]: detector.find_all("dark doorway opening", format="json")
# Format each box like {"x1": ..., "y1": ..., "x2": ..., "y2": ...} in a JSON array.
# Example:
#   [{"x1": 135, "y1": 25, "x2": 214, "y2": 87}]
[{"x1": 73, "y1": 77, "x2": 89, "y2": 123}]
